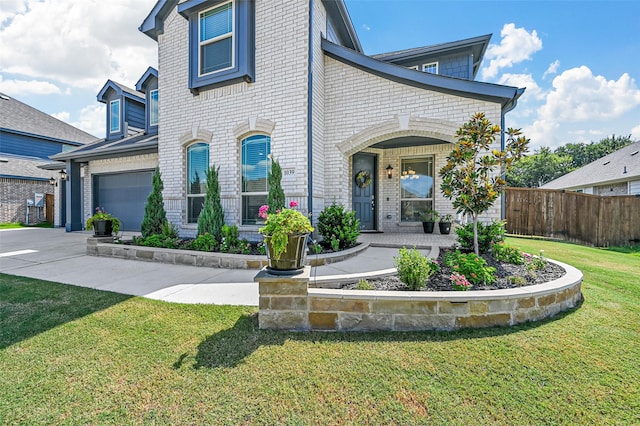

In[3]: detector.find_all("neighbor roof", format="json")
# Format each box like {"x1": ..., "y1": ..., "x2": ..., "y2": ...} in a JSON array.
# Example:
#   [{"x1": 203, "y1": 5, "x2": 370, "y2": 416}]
[
  {"x1": 0, "y1": 92, "x2": 96, "y2": 145},
  {"x1": 371, "y1": 34, "x2": 492, "y2": 79},
  {"x1": 542, "y1": 141, "x2": 640, "y2": 190},
  {"x1": 0, "y1": 153, "x2": 57, "y2": 181}
]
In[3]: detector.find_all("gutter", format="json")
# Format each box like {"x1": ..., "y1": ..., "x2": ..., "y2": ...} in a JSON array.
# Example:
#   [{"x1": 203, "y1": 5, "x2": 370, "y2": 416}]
[{"x1": 307, "y1": 0, "x2": 314, "y2": 218}]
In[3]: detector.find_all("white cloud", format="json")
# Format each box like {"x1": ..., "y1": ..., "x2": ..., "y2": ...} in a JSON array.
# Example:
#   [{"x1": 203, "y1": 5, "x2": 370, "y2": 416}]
[
  {"x1": 0, "y1": 0, "x2": 28, "y2": 27},
  {"x1": 539, "y1": 66, "x2": 640, "y2": 122},
  {"x1": 361, "y1": 24, "x2": 371, "y2": 31},
  {"x1": 542, "y1": 60, "x2": 560, "y2": 79},
  {"x1": 51, "y1": 111, "x2": 70, "y2": 122},
  {"x1": 0, "y1": 75, "x2": 62, "y2": 95},
  {"x1": 70, "y1": 104, "x2": 105, "y2": 139},
  {"x1": 631, "y1": 124, "x2": 640, "y2": 141},
  {"x1": 0, "y1": 0, "x2": 157, "y2": 91},
  {"x1": 497, "y1": 73, "x2": 544, "y2": 100},
  {"x1": 481, "y1": 23, "x2": 542, "y2": 80}
]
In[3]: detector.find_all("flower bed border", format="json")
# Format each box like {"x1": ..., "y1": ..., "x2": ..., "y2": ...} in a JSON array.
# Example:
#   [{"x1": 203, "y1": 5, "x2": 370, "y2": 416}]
[
  {"x1": 255, "y1": 259, "x2": 583, "y2": 331},
  {"x1": 86, "y1": 237, "x2": 368, "y2": 269}
]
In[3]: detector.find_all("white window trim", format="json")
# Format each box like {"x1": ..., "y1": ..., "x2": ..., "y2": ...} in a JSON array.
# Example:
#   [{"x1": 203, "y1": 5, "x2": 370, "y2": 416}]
[
  {"x1": 399, "y1": 156, "x2": 435, "y2": 223},
  {"x1": 422, "y1": 62, "x2": 438, "y2": 74},
  {"x1": 409, "y1": 65, "x2": 419, "y2": 70},
  {"x1": 186, "y1": 142, "x2": 209, "y2": 224},
  {"x1": 149, "y1": 89, "x2": 159, "y2": 126},
  {"x1": 198, "y1": 0, "x2": 235, "y2": 77},
  {"x1": 241, "y1": 134, "x2": 270, "y2": 226},
  {"x1": 110, "y1": 99, "x2": 120, "y2": 133}
]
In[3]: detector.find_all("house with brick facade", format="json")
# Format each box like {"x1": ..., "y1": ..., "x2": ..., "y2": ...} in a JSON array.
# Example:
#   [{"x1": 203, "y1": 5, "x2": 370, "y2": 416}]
[
  {"x1": 0, "y1": 92, "x2": 95, "y2": 225},
  {"x1": 57, "y1": 0, "x2": 525, "y2": 238}
]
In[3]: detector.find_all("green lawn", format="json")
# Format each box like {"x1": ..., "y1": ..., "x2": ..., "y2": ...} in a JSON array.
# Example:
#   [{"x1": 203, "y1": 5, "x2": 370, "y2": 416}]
[
  {"x1": 0, "y1": 238, "x2": 638, "y2": 424},
  {"x1": 0, "y1": 221, "x2": 53, "y2": 229}
]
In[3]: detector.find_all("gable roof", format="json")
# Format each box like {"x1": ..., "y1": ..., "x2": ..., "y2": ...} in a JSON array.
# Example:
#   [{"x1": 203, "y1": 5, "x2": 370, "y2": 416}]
[
  {"x1": 322, "y1": 39, "x2": 524, "y2": 110},
  {"x1": 139, "y1": 0, "x2": 363, "y2": 52},
  {"x1": 371, "y1": 34, "x2": 492, "y2": 79},
  {"x1": 542, "y1": 141, "x2": 640, "y2": 190},
  {"x1": 0, "y1": 153, "x2": 57, "y2": 181},
  {"x1": 97, "y1": 80, "x2": 145, "y2": 104},
  {"x1": 0, "y1": 92, "x2": 96, "y2": 145},
  {"x1": 135, "y1": 67, "x2": 159, "y2": 93}
]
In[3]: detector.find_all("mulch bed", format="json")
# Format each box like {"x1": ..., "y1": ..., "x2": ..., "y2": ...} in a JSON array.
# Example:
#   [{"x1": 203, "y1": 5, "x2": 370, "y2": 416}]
[{"x1": 342, "y1": 248, "x2": 566, "y2": 292}]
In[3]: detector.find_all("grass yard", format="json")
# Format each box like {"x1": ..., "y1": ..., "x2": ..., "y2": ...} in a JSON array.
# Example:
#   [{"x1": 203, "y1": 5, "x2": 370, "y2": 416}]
[{"x1": 0, "y1": 238, "x2": 638, "y2": 425}]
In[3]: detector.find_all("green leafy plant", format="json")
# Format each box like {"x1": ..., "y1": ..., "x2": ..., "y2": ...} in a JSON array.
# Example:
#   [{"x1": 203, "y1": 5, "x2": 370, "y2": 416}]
[
  {"x1": 455, "y1": 220, "x2": 506, "y2": 254},
  {"x1": 259, "y1": 202, "x2": 313, "y2": 260},
  {"x1": 439, "y1": 214, "x2": 454, "y2": 223},
  {"x1": 220, "y1": 225, "x2": 251, "y2": 254},
  {"x1": 141, "y1": 168, "x2": 167, "y2": 238},
  {"x1": 266, "y1": 158, "x2": 285, "y2": 214},
  {"x1": 444, "y1": 250, "x2": 496, "y2": 285},
  {"x1": 394, "y1": 247, "x2": 439, "y2": 291},
  {"x1": 138, "y1": 221, "x2": 178, "y2": 248},
  {"x1": 86, "y1": 207, "x2": 121, "y2": 234},
  {"x1": 450, "y1": 272, "x2": 472, "y2": 291},
  {"x1": 524, "y1": 250, "x2": 548, "y2": 271},
  {"x1": 492, "y1": 241, "x2": 524, "y2": 265},
  {"x1": 356, "y1": 279, "x2": 374, "y2": 290},
  {"x1": 197, "y1": 165, "x2": 225, "y2": 241},
  {"x1": 420, "y1": 209, "x2": 439, "y2": 222},
  {"x1": 190, "y1": 233, "x2": 219, "y2": 252},
  {"x1": 309, "y1": 241, "x2": 322, "y2": 254},
  {"x1": 317, "y1": 203, "x2": 360, "y2": 251},
  {"x1": 509, "y1": 275, "x2": 527, "y2": 286},
  {"x1": 440, "y1": 112, "x2": 529, "y2": 255}
]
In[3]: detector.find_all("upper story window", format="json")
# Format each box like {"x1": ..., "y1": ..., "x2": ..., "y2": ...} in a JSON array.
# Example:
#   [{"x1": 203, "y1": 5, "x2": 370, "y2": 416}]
[
  {"x1": 187, "y1": 142, "x2": 210, "y2": 223},
  {"x1": 178, "y1": 0, "x2": 255, "y2": 93},
  {"x1": 149, "y1": 89, "x2": 159, "y2": 127},
  {"x1": 200, "y1": 2, "x2": 233, "y2": 75},
  {"x1": 241, "y1": 134, "x2": 270, "y2": 225},
  {"x1": 110, "y1": 99, "x2": 120, "y2": 133},
  {"x1": 422, "y1": 62, "x2": 438, "y2": 74}
]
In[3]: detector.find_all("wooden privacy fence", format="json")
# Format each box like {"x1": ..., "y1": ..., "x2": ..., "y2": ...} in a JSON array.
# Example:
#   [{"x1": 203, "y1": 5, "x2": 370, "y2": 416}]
[
  {"x1": 46, "y1": 193, "x2": 54, "y2": 225},
  {"x1": 504, "y1": 187, "x2": 640, "y2": 247}
]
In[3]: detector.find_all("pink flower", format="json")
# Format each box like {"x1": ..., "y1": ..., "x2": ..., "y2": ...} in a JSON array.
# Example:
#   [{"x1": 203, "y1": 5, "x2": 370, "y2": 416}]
[
  {"x1": 289, "y1": 201, "x2": 298, "y2": 208},
  {"x1": 258, "y1": 205, "x2": 269, "y2": 220}
]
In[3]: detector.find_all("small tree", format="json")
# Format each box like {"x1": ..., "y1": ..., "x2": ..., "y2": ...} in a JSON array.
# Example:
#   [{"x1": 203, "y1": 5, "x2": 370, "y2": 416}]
[
  {"x1": 440, "y1": 112, "x2": 529, "y2": 255},
  {"x1": 197, "y1": 165, "x2": 225, "y2": 240},
  {"x1": 141, "y1": 168, "x2": 167, "y2": 238},
  {"x1": 267, "y1": 158, "x2": 285, "y2": 214}
]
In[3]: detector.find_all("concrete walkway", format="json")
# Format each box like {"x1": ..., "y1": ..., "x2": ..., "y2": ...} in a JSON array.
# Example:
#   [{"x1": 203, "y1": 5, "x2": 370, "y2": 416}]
[{"x1": 0, "y1": 227, "x2": 455, "y2": 306}]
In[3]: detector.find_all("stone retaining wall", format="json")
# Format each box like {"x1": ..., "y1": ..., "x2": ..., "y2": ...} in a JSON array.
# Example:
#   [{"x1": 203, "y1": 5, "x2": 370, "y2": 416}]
[
  {"x1": 86, "y1": 237, "x2": 367, "y2": 269},
  {"x1": 256, "y1": 261, "x2": 583, "y2": 332}
]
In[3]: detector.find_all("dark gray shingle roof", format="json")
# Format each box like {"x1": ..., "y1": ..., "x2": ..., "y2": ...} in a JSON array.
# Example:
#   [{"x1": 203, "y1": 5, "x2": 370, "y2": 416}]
[
  {"x1": 0, "y1": 153, "x2": 56, "y2": 180},
  {"x1": 0, "y1": 92, "x2": 97, "y2": 144}
]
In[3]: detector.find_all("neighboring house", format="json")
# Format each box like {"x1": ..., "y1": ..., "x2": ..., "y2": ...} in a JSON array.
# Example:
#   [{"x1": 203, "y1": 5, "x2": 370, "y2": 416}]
[
  {"x1": 542, "y1": 140, "x2": 640, "y2": 196},
  {"x1": 51, "y1": 68, "x2": 159, "y2": 231},
  {"x1": 0, "y1": 92, "x2": 95, "y2": 225},
  {"x1": 59, "y1": 0, "x2": 525, "y2": 238}
]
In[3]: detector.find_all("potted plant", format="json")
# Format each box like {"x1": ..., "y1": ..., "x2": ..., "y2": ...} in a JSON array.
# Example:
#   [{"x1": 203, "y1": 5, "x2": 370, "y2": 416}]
[
  {"x1": 259, "y1": 201, "x2": 314, "y2": 274},
  {"x1": 420, "y1": 209, "x2": 438, "y2": 234},
  {"x1": 86, "y1": 207, "x2": 121, "y2": 236},
  {"x1": 438, "y1": 214, "x2": 454, "y2": 235}
]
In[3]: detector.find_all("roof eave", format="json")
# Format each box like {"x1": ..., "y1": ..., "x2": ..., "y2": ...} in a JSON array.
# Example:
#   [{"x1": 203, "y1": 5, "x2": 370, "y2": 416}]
[
  {"x1": 0, "y1": 128, "x2": 91, "y2": 146},
  {"x1": 322, "y1": 0, "x2": 363, "y2": 53},
  {"x1": 140, "y1": 0, "x2": 179, "y2": 41},
  {"x1": 50, "y1": 140, "x2": 158, "y2": 162}
]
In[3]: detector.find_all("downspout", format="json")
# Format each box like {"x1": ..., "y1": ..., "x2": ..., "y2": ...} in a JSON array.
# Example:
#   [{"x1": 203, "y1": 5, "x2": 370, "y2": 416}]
[
  {"x1": 500, "y1": 88, "x2": 524, "y2": 220},
  {"x1": 306, "y1": 0, "x2": 314, "y2": 219}
]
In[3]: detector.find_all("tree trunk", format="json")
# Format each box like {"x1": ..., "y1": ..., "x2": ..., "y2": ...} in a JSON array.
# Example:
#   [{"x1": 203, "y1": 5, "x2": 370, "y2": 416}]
[{"x1": 472, "y1": 215, "x2": 479, "y2": 256}]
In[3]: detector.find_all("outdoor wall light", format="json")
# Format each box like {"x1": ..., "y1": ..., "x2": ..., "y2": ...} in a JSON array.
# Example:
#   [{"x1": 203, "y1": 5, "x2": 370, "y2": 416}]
[
  {"x1": 386, "y1": 164, "x2": 394, "y2": 179},
  {"x1": 49, "y1": 177, "x2": 57, "y2": 186},
  {"x1": 59, "y1": 169, "x2": 67, "y2": 181}
]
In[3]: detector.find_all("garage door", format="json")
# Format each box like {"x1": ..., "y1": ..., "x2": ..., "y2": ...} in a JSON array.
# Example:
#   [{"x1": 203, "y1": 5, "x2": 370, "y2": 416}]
[{"x1": 93, "y1": 171, "x2": 153, "y2": 232}]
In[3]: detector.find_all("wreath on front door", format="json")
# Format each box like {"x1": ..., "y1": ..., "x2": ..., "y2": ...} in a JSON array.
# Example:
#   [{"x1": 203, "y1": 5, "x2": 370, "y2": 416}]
[{"x1": 355, "y1": 170, "x2": 372, "y2": 188}]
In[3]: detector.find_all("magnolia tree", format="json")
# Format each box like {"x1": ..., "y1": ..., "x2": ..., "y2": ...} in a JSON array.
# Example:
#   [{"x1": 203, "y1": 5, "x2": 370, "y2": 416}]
[{"x1": 440, "y1": 112, "x2": 529, "y2": 255}]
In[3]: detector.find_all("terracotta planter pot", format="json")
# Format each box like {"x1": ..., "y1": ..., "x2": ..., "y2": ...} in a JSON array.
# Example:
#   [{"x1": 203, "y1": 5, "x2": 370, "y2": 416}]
[
  {"x1": 93, "y1": 219, "x2": 113, "y2": 237},
  {"x1": 265, "y1": 234, "x2": 308, "y2": 274}
]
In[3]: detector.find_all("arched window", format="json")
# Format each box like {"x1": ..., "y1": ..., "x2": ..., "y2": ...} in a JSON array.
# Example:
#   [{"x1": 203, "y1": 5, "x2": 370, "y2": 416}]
[
  {"x1": 187, "y1": 142, "x2": 209, "y2": 223},
  {"x1": 241, "y1": 134, "x2": 270, "y2": 225}
]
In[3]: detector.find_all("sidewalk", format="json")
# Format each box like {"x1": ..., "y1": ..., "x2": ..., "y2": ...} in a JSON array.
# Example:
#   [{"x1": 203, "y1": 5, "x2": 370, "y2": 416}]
[{"x1": 0, "y1": 228, "x2": 453, "y2": 306}]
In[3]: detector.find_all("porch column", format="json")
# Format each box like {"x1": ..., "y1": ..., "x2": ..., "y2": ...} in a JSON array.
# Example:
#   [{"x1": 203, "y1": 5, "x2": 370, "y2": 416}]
[{"x1": 65, "y1": 160, "x2": 83, "y2": 232}]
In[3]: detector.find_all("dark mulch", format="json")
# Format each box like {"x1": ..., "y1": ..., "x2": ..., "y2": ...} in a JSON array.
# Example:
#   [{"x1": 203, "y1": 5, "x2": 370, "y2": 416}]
[{"x1": 341, "y1": 248, "x2": 566, "y2": 292}]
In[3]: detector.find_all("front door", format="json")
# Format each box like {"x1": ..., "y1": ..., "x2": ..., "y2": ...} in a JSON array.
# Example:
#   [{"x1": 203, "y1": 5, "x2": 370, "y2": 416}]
[{"x1": 352, "y1": 153, "x2": 376, "y2": 230}]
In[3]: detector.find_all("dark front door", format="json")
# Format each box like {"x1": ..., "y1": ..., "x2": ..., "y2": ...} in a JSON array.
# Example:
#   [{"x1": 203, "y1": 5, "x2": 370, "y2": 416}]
[{"x1": 352, "y1": 153, "x2": 376, "y2": 231}]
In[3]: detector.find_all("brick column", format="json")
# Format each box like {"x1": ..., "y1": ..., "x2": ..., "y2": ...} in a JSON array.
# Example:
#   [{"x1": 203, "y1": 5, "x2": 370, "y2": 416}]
[{"x1": 254, "y1": 266, "x2": 310, "y2": 330}]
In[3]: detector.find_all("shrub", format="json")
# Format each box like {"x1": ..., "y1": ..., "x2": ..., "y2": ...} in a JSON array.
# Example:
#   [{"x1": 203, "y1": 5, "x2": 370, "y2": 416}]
[
  {"x1": 356, "y1": 279, "x2": 374, "y2": 290},
  {"x1": 197, "y1": 165, "x2": 224, "y2": 241},
  {"x1": 138, "y1": 221, "x2": 178, "y2": 249},
  {"x1": 450, "y1": 272, "x2": 472, "y2": 291},
  {"x1": 444, "y1": 250, "x2": 496, "y2": 285},
  {"x1": 492, "y1": 241, "x2": 524, "y2": 264},
  {"x1": 509, "y1": 275, "x2": 527, "y2": 286},
  {"x1": 394, "y1": 247, "x2": 439, "y2": 291},
  {"x1": 141, "y1": 168, "x2": 167, "y2": 238},
  {"x1": 191, "y1": 233, "x2": 219, "y2": 252},
  {"x1": 524, "y1": 250, "x2": 548, "y2": 271},
  {"x1": 220, "y1": 225, "x2": 251, "y2": 254},
  {"x1": 267, "y1": 159, "x2": 285, "y2": 214},
  {"x1": 317, "y1": 203, "x2": 360, "y2": 251},
  {"x1": 456, "y1": 220, "x2": 506, "y2": 254}
]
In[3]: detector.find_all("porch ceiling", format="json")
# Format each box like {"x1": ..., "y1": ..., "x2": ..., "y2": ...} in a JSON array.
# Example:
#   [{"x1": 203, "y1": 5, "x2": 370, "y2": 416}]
[{"x1": 370, "y1": 136, "x2": 446, "y2": 149}]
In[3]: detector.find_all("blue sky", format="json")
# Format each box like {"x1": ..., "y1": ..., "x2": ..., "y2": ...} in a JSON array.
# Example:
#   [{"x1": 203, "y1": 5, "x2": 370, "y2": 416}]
[{"x1": 1, "y1": 0, "x2": 639, "y2": 149}]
